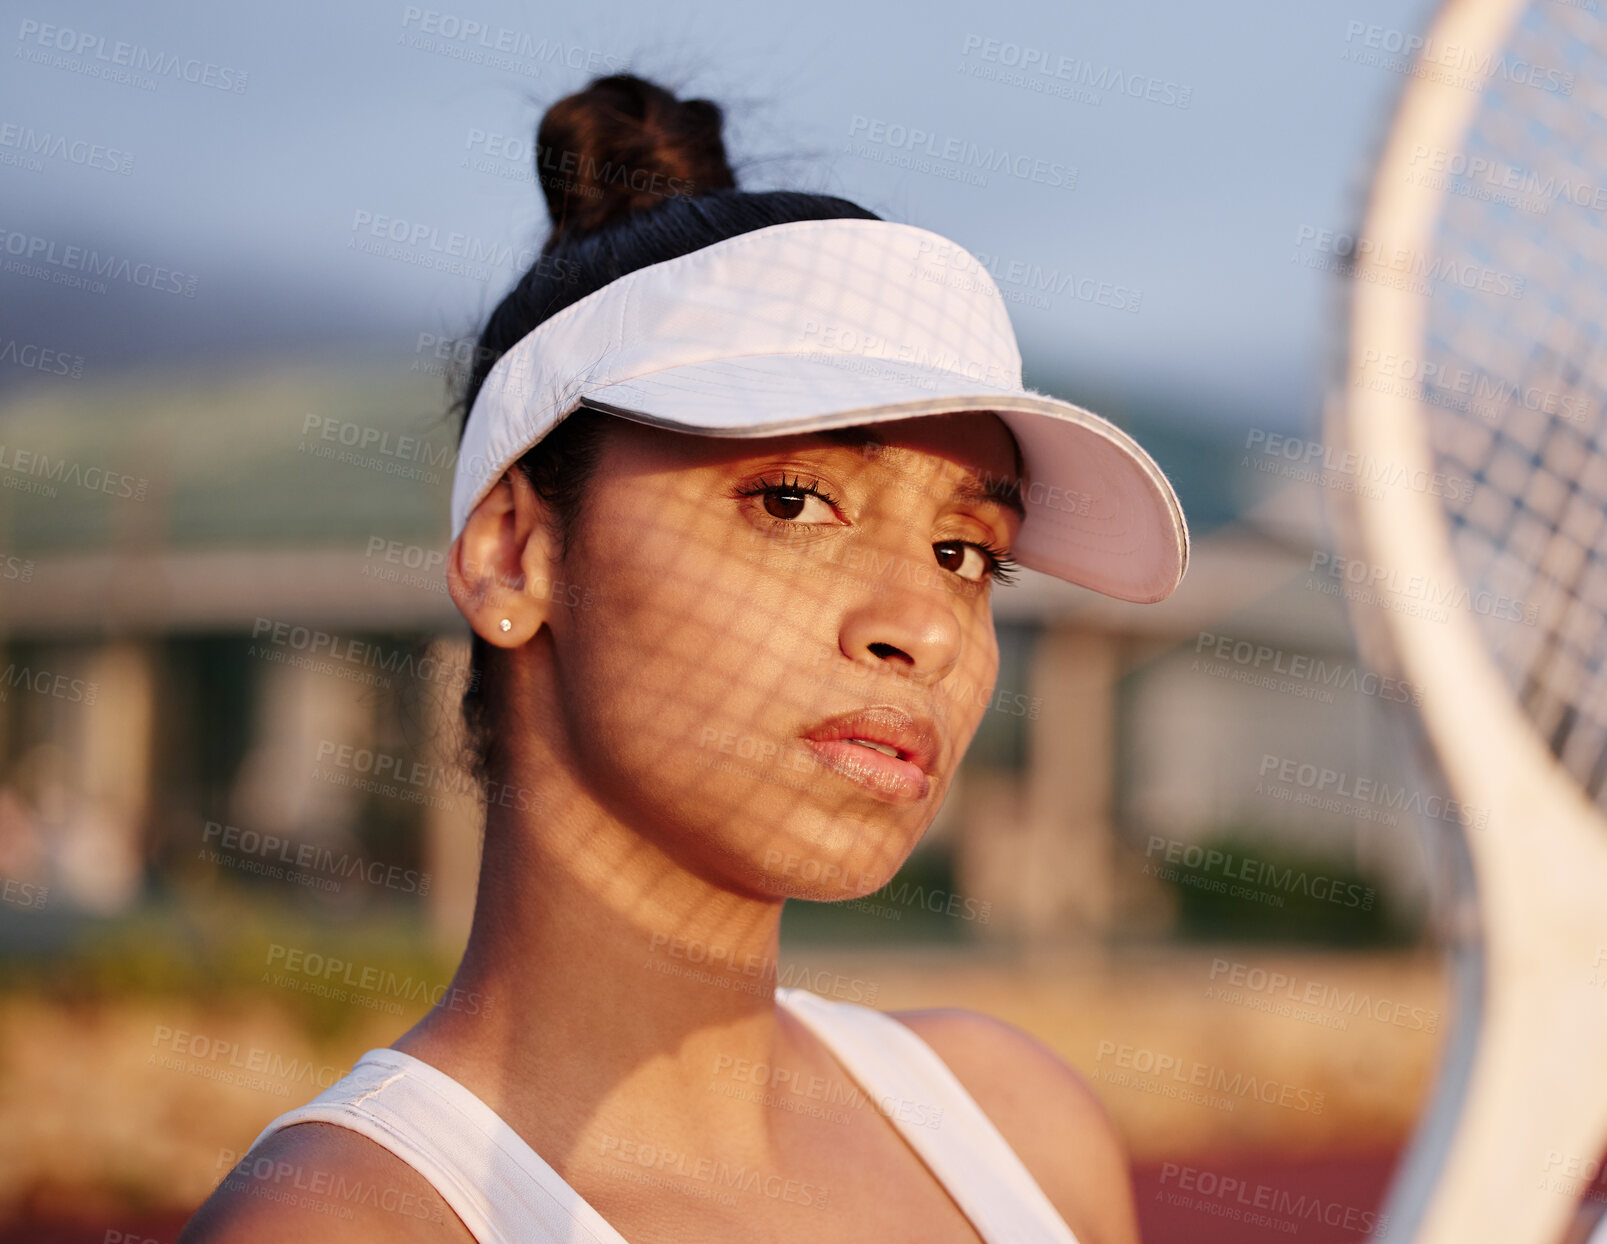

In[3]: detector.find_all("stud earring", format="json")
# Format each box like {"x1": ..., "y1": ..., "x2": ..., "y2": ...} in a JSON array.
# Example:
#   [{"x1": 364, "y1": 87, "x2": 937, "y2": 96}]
[{"x1": 498, "y1": 618, "x2": 512, "y2": 633}]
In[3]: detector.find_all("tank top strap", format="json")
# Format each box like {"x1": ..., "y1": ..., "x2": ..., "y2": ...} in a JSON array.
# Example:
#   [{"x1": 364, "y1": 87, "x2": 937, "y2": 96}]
[
  {"x1": 247, "y1": 1047, "x2": 628, "y2": 1244},
  {"x1": 243, "y1": 993, "x2": 1081, "y2": 1244},
  {"x1": 773, "y1": 986, "x2": 1082, "y2": 1244}
]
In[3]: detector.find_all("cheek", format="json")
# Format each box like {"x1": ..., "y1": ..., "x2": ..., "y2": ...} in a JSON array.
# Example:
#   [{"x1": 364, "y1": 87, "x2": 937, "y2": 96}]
[
  {"x1": 555, "y1": 507, "x2": 832, "y2": 782},
  {"x1": 942, "y1": 616, "x2": 1000, "y2": 742},
  {"x1": 547, "y1": 479, "x2": 1002, "y2": 870}
]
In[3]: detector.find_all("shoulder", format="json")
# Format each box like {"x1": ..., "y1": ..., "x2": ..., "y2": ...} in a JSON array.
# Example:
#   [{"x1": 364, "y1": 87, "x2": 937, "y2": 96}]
[
  {"x1": 888, "y1": 1006, "x2": 1139, "y2": 1244},
  {"x1": 177, "y1": 1120, "x2": 475, "y2": 1244}
]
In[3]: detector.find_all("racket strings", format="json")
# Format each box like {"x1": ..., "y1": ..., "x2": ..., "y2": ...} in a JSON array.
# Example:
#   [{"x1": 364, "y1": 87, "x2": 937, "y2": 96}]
[{"x1": 1420, "y1": 2, "x2": 1607, "y2": 807}]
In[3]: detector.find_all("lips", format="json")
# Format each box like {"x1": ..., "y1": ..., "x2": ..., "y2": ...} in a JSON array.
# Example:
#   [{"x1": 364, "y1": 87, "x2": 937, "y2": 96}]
[
  {"x1": 802, "y1": 705, "x2": 939, "y2": 772},
  {"x1": 800, "y1": 705, "x2": 940, "y2": 802}
]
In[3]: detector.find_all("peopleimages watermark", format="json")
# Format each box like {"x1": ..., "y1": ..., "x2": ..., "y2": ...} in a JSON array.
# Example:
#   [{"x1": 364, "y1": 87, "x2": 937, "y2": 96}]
[
  {"x1": 148, "y1": 1024, "x2": 342, "y2": 1098},
  {"x1": 756, "y1": 844, "x2": 993, "y2": 923},
  {"x1": 0, "y1": 662, "x2": 98, "y2": 706},
  {"x1": 249, "y1": 616, "x2": 477, "y2": 694},
  {"x1": 1306, "y1": 550, "x2": 1541, "y2": 628},
  {"x1": 845, "y1": 115, "x2": 1077, "y2": 191},
  {"x1": 1292, "y1": 224, "x2": 1525, "y2": 299},
  {"x1": 1156, "y1": 1161, "x2": 1388, "y2": 1235},
  {"x1": 1540, "y1": 1151, "x2": 1607, "y2": 1205},
  {"x1": 1192, "y1": 629, "x2": 1424, "y2": 709},
  {"x1": 1257, "y1": 752, "x2": 1488, "y2": 831},
  {"x1": 802, "y1": 644, "x2": 1042, "y2": 720},
  {"x1": 858, "y1": 879, "x2": 991, "y2": 923},
  {"x1": 14, "y1": 18, "x2": 249, "y2": 93},
  {"x1": 1093, "y1": 1040, "x2": 1326, "y2": 1114},
  {"x1": 200, "y1": 820, "x2": 431, "y2": 897},
  {"x1": 459, "y1": 127, "x2": 533, "y2": 183},
  {"x1": 761, "y1": 849, "x2": 881, "y2": 896},
  {"x1": 747, "y1": 521, "x2": 1002, "y2": 603},
  {"x1": 214, "y1": 1148, "x2": 448, "y2": 1225},
  {"x1": 300, "y1": 410, "x2": 455, "y2": 485},
  {"x1": 692, "y1": 727, "x2": 836, "y2": 800},
  {"x1": 0, "y1": 876, "x2": 48, "y2": 910},
  {"x1": 1206, "y1": 958, "x2": 1440, "y2": 1034},
  {"x1": 0, "y1": 121, "x2": 133, "y2": 175},
  {"x1": 644, "y1": 931, "x2": 880, "y2": 1005},
  {"x1": 1405, "y1": 144, "x2": 1607, "y2": 215},
  {"x1": 1142, "y1": 834, "x2": 1375, "y2": 911},
  {"x1": 0, "y1": 227, "x2": 198, "y2": 297},
  {"x1": 1340, "y1": 20, "x2": 1575, "y2": 95},
  {"x1": 347, "y1": 209, "x2": 553, "y2": 285},
  {"x1": 2, "y1": 553, "x2": 36, "y2": 585},
  {"x1": 949, "y1": 462, "x2": 1096, "y2": 519},
  {"x1": 397, "y1": 7, "x2": 621, "y2": 79},
  {"x1": 360, "y1": 535, "x2": 597, "y2": 610},
  {"x1": 411, "y1": 330, "x2": 493, "y2": 370},
  {"x1": 1352, "y1": 348, "x2": 1590, "y2": 426},
  {"x1": 361, "y1": 537, "x2": 450, "y2": 594},
  {"x1": 709, "y1": 1052, "x2": 944, "y2": 1130},
  {"x1": 1582, "y1": 946, "x2": 1607, "y2": 989},
  {"x1": 795, "y1": 319, "x2": 1017, "y2": 389},
  {"x1": 264, "y1": 942, "x2": 491, "y2": 1017},
  {"x1": 908, "y1": 237, "x2": 1141, "y2": 314},
  {"x1": 461, "y1": 128, "x2": 698, "y2": 199},
  {"x1": 0, "y1": 336, "x2": 85, "y2": 379},
  {"x1": 957, "y1": 34, "x2": 1192, "y2": 109},
  {"x1": 1242, "y1": 428, "x2": 1470, "y2": 501},
  {"x1": 710, "y1": 1054, "x2": 853, "y2": 1127},
  {"x1": 0, "y1": 443, "x2": 146, "y2": 502},
  {"x1": 313, "y1": 739, "x2": 543, "y2": 815},
  {"x1": 594, "y1": 1130, "x2": 829, "y2": 1211}
]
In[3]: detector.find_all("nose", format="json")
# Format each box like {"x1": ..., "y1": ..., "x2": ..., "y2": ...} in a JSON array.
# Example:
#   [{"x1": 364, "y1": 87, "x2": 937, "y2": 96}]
[{"x1": 835, "y1": 562, "x2": 964, "y2": 682}]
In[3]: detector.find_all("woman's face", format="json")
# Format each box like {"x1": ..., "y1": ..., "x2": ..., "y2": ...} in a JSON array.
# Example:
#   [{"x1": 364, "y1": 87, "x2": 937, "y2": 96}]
[{"x1": 536, "y1": 411, "x2": 1025, "y2": 902}]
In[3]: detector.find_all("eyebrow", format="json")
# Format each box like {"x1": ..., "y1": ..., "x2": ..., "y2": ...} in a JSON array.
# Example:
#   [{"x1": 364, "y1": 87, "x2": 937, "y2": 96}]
[
  {"x1": 953, "y1": 473, "x2": 1027, "y2": 519},
  {"x1": 818, "y1": 426, "x2": 884, "y2": 452},
  {"x1": 816, "y1": 426, "x2": 1028, "y2": 519}
]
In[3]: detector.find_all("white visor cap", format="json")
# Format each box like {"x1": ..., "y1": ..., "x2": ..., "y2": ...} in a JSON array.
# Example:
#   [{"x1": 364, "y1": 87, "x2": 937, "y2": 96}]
[{"x1": 451, "y1": 218, "x2": 1188, "y2": 603}]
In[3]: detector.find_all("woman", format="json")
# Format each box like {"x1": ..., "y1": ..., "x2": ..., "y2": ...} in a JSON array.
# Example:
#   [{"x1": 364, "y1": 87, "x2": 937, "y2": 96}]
[{"x1": 180, "y1": 74, "x2": 1187, "y2": 1244}]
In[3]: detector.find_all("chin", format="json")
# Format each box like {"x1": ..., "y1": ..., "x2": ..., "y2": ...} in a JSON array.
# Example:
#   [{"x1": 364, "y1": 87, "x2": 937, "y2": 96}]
[
  {"x1": 733, "y1": 798, "x2": 934, "y2": 904},
  {"x1": 651, "y1": 731, "x2": 950, "y2": 901}
]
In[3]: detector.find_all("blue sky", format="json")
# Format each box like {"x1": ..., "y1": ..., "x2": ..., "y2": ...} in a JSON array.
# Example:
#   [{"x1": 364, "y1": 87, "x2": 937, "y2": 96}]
[{"x1": 1, "y1": 0, "x2": 1435, "y2": 433}]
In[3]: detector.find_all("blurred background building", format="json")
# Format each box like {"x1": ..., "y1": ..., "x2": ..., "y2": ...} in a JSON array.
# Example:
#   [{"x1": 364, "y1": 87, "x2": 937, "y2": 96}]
[
  {"x1": 0, "y1": 1, "x2": 1464, "y2": 1238},
  {"x1": 0, "y1": 359, "x2": 1434, "y2": 951}
]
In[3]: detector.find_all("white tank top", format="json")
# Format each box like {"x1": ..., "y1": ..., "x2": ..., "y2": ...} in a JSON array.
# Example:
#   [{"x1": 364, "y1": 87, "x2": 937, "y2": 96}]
[{"x1": 246, "y1": 986, "x2": 1082, "y2": 1243}]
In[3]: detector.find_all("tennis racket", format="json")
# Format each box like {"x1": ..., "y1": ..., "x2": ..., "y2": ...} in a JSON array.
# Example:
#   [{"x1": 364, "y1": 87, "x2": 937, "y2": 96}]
[{"x1": 1325, "y1": 2, "x2": 1607, "y2": 1240}]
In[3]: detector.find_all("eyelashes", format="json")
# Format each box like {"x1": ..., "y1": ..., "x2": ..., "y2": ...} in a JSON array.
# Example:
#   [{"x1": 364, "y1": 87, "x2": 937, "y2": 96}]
[
  {"x1": 735, "y1": 471, "x2": 844, "y2": 515},
  {"x1": 962, "y1": 540, "x2": 1020, "y2": 586},
  {"x1": 733, "y1": 472, "x2": 1020, "y2": 585}
]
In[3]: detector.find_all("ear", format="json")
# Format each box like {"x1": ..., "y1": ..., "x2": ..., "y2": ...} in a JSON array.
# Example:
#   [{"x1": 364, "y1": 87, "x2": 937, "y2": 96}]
[{"x1": 447, "y1": 467, "x2": 559, "y2": 647}]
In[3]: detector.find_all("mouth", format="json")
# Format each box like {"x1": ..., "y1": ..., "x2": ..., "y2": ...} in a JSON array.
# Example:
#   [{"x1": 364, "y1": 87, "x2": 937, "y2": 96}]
[{"x1": 800, "y1": 705, "x2": 940, "y2": 803}]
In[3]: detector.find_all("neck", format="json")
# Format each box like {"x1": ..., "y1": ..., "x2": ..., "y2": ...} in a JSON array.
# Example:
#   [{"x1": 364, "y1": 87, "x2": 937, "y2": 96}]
[{"x1": 394, "y1": 740, "x2": 823, "y2": 1170}]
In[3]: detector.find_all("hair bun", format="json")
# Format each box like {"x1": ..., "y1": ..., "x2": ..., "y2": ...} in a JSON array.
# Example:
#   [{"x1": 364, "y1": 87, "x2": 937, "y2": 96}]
[{"x1": 535, "y1": 74, "x2": 737, "y2": 240}]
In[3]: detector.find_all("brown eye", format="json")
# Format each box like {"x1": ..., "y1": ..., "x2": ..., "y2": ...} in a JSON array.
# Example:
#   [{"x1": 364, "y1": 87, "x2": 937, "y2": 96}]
[
  {"x1": 764, "y1": 488, "x2": 809, "y2": 520},
  {"x1": 760, "y1": 487, "x2": 835, "y2": 523},
  {"x1": 934, "y1": 541, "x2": 990, "y2": 582}
]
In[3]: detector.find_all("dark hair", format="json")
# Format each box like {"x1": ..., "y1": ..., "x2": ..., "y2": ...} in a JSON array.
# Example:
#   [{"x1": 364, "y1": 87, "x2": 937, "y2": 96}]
[{"x1": 450, "y1": 73, "x2": 879, "y2": 788}]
